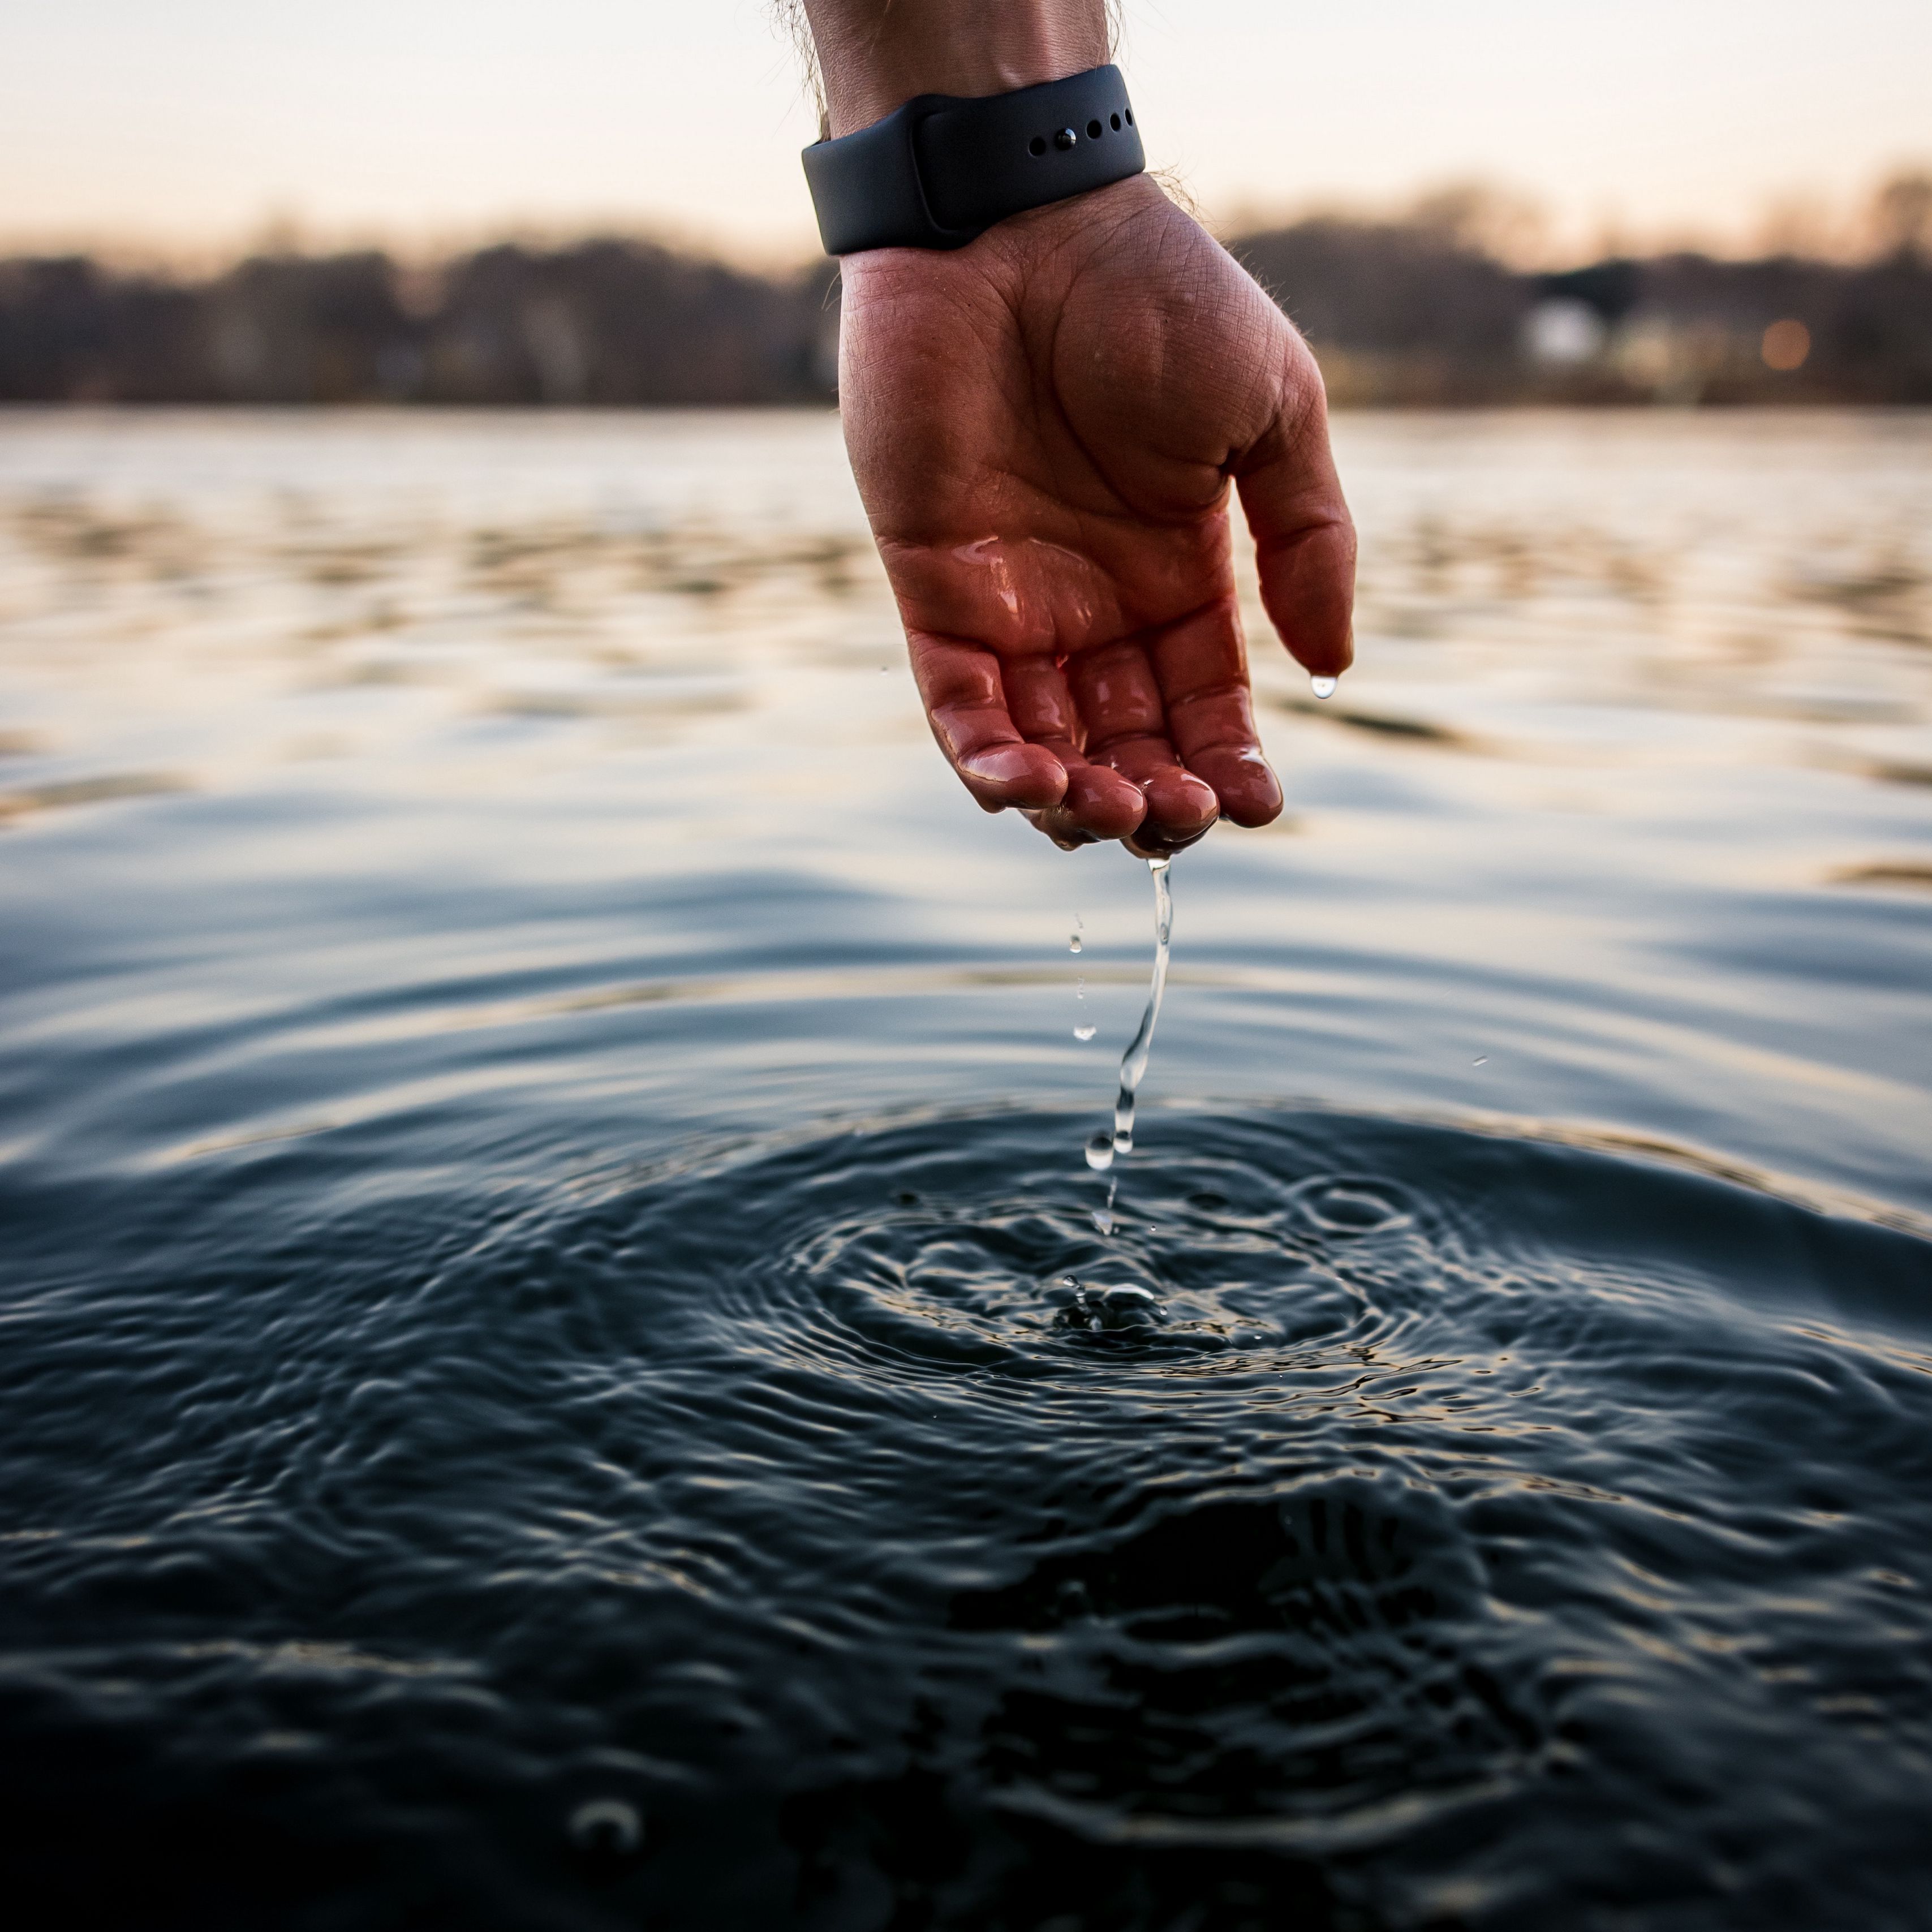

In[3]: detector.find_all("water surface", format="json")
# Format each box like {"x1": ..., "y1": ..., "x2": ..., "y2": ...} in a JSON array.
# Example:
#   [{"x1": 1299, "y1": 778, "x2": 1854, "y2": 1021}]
[{"x1": 2, "y1": 408, "x2": 1930, "y2": 1928}]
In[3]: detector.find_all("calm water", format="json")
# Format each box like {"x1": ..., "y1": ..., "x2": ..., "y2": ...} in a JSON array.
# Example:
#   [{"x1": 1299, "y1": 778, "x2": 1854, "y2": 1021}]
[{"x1": 2, "y1": 408, "x2": 1930, "y2": 1929}]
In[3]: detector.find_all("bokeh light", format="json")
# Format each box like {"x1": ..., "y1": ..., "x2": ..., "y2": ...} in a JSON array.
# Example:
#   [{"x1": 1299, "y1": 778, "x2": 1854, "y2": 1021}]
[{"x1": 1762, "y1": 319, "x2": 1812, "y2": 369}]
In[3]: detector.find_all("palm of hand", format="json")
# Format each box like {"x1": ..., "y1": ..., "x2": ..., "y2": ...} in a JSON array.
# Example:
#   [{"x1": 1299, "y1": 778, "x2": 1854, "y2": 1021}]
[{"x1": 837, "y1": 177, "x2": 1355, "y2": 853}]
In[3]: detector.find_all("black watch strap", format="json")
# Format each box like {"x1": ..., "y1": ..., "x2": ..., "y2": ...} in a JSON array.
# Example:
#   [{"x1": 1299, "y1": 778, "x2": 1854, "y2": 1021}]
[{"x1": 802, "y1": 64, "x2": 1144, "y2": 256}]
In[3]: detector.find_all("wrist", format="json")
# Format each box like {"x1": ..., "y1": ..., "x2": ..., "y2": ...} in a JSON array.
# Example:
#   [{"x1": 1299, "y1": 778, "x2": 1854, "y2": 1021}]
[{"x1": 801, "y1": 1, "x2": 1109, "y2": 136}]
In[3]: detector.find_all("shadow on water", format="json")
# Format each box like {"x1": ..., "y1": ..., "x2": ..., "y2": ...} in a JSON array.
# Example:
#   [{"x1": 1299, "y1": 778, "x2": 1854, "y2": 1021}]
[{"x1": 5, "y1": 1104, "x2": 1930, "y2": 1929}]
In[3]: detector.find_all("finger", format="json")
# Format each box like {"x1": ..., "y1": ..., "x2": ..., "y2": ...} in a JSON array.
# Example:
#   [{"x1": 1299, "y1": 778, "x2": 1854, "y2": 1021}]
[
  {"x1": 1068, "y1": 640, "x2": 1220, "y2": 844},
  {"x1": 1097, "y1": 732, "x2": 1220, "y2": 845},
  {"x1": 1022, "y1": 806, "x2": 1103, "y2": 851},
  {"x1": 1065, "y1": 637, "x2": 1166, "y2": 748},
  {"x1": 1009, "y1": 740, "x2": 1148, "y2": 841},
  {"x1": 1234, "y1": 390, "x2": 1357, "y2": 680},
  {"x1": 1123, "y1": 818, "x2": 1215, "y2": 861},
  {"x1": 1148, "y1": 596, "x2": 1283, "y2": 828},
  {"x1": 907, "y1": 632, "x2": 1068, "y2": 812},
  {"x1": 1005, "y1": 655, "x2": 1147, "y2": 840}
]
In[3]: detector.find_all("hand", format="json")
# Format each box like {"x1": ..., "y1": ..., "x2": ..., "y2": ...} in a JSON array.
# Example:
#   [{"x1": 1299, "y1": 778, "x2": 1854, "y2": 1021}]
[{"x1": 836, "y1": 174, "x2": 1357, "y2": 855}]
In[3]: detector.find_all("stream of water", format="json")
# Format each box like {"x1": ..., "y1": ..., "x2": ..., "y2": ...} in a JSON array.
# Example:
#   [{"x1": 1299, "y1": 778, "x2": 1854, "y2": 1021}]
[{"x1": 1086, "y1": 855, "x2": 1173, "y2": 1177}]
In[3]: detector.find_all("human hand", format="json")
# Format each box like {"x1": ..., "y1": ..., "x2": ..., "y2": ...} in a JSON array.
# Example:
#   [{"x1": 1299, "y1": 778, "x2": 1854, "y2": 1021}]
[{"x1": 834, "y1": 173, "x2": 1356, "y2": 856}]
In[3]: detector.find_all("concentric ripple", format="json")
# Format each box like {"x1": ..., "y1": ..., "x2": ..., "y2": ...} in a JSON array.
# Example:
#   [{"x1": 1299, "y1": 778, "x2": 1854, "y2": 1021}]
[
  {"x1": 669, "y1": 1116, "x2": 1465, "y2": 1382},
  {"x1": 5, "y1": 1106, "x2": 1932, "y2": 1929}
]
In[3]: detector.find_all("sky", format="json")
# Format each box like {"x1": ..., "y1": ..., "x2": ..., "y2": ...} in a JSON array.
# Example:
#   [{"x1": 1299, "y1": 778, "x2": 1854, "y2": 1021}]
[{"x1": 3, "y1": 0, "x2": 1928, "y2": 265}]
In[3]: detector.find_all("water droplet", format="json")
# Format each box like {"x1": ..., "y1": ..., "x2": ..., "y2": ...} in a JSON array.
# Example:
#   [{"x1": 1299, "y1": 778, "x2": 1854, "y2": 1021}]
[
  {"x1": 1311, "y1": 674, "x2": 1338, "y2": 699},
  {"x1": 1091, "y1": 1209, "x2": 1115, "y2": 1233},
  {"x1": 1473, "y1": 1055, "x2": 1488, "y2": 1065},
  {"x1": 1074, "y1": 1023, "x2": 1097, "y2": 1042},
  {"x1": 569, "y1": 1797, "x2": 642, "y2": 1858},
  {"x1": 1092, "y1": 1285, "x2": 1161, "y2": 1329},
  {"x1": 1085, "y1": 1131, "x2": 1115, "y2": 1172}
]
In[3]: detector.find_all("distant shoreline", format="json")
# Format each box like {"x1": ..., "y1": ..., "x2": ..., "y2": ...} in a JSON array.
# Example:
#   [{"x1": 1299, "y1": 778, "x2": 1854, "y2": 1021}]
[{"x1": 5, "y1": 223, "x2": 1928, "y2": 409}]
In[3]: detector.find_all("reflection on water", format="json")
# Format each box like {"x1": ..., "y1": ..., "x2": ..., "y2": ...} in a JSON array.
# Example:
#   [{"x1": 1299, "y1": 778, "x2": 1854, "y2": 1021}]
[{"x1": 1, "y1": 408, "x2": 1930, "y2": 1927}]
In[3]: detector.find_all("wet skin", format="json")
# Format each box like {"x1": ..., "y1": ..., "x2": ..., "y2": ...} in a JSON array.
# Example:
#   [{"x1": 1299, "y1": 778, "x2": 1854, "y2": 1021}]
[{"x1": 837, "y1": 173, "x2": 1357, "y2": 857}]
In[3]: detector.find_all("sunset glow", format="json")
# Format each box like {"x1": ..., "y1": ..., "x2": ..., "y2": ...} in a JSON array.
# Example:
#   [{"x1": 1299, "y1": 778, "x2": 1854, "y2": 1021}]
[{"x1": 2, "y1": 0, "x2": 1926, "y2": 263}]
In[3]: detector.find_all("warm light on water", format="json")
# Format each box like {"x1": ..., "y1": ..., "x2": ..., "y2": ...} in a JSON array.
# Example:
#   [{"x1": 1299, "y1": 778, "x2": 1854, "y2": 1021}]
[{"x1": 1, "y1": 407, "x2": 1930, "y2": 1926}]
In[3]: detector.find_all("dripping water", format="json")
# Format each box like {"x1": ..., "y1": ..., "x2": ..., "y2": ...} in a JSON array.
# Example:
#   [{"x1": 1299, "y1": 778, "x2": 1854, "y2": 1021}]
[
  {"x1": 1083, "y1": 856, "x2": 1173, "y2": 1176},
  {"x1": 1091, "y1": 1180, "x2": 1115, "y2": 1235}
]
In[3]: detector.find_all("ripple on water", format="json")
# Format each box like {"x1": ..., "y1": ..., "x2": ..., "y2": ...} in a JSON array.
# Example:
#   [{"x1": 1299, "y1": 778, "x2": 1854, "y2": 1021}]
[{"x1": 3, "y1": 1107, "x2": 1931, "y2": 1927}]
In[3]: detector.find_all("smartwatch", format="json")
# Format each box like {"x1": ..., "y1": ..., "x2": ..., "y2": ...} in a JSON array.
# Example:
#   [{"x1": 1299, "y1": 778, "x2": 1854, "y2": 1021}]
[{"x1": 802, "y1": 64, "x2": 1145, "y2": 256}]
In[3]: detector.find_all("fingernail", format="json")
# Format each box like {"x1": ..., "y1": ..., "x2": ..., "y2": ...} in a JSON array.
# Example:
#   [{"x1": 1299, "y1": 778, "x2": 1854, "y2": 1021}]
[
  {"x1": 1234, "y1": 746, "x2": 1282, "y2": 791},
  {"x1": 960, "y1": 746, "x2": 1040, "y2": 787}
]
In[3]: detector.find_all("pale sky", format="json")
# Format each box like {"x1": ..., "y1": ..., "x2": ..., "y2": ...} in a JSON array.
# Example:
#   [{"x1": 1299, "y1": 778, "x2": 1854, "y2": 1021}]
[{"x1": 3, "y1": 1, "x2": 1927, "y2": 264}]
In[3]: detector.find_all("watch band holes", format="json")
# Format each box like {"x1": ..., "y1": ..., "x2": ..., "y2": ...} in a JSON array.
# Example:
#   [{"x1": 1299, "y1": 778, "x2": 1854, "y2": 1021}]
[
  {"x1": 1086, "y1": 119, "x2": 1103, "y2": 139},
  {"x1": 1110, "y1": 113, "x2": 1122, "y2": 131},
  {"x1": 1029, "y1": 135, "x2": 1047, "y2": 157},
  {"x1": 1125, "y1": 109, "x2": 1134, "y2": 124}
]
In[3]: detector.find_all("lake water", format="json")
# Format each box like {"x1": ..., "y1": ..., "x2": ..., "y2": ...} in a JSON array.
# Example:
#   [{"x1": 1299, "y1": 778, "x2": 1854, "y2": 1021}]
[{"x1": 2, "y1": 408, "x2": 1929, "y2": 1929}]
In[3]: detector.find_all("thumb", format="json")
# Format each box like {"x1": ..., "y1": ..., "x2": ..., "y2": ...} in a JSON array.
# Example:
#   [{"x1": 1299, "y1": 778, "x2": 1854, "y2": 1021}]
[{"x1": 1233, "y1": 390, "x2": 1357, "y2": 680}]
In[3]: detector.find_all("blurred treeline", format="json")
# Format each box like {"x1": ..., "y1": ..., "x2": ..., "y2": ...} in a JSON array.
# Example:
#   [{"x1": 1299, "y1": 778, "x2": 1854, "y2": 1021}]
[
  {"x1": 0, "y1": 241, "x2": 843, "y2": 408},
  {"x1": 3, "y1": 174, "x2": 1928, "y2": 407},
  {"x1": 1235, "y1": 173, "x2": 1932, "y2": 405}
]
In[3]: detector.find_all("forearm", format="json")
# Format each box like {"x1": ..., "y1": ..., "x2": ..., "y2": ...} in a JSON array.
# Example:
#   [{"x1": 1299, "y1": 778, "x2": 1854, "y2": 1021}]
[{"x1": 798, "y1": 0, "x2": 1109, "y2": 135}]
